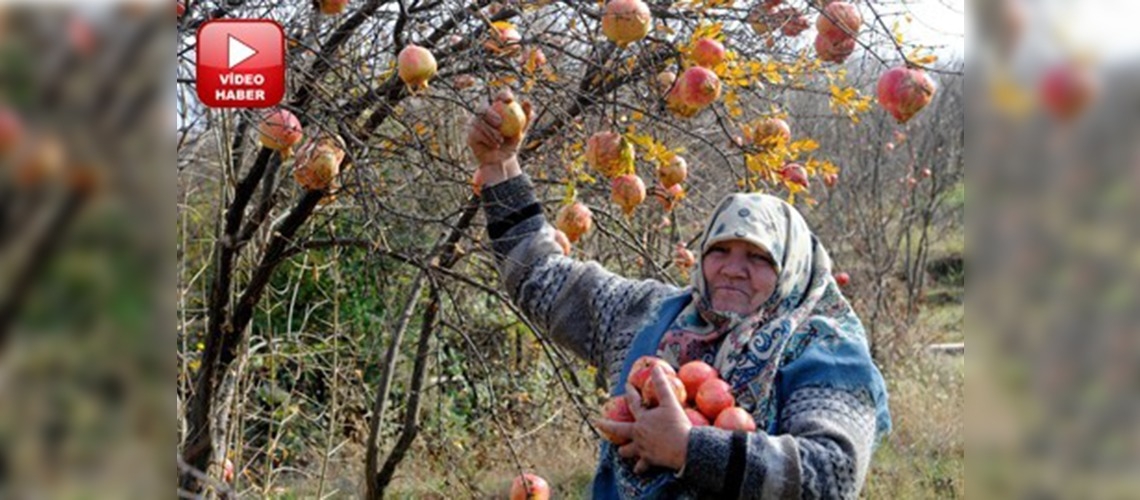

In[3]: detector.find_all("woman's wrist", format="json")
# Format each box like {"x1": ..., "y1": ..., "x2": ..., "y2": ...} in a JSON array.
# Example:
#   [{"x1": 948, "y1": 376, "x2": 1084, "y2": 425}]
[{"x1": 479, "y1": 156, "x2": 522, "y2": 186}]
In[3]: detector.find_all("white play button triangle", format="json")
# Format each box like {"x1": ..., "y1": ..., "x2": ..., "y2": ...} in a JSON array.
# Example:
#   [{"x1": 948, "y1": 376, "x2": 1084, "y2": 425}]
[{"x1": 227, "y1": 35, "x2": 258, "y2": 69}]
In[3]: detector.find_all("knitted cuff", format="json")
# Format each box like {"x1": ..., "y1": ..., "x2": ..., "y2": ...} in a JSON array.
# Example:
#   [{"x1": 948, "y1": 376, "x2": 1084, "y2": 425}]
[{"x1": 679, "y1": 425, "x2": 733, "y2": 494}]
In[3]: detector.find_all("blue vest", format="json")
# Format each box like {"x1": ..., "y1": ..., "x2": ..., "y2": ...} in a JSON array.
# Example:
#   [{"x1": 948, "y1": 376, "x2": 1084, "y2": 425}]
[{"x1": 591, "y1": 292, "x2": 692, "y2": 499}]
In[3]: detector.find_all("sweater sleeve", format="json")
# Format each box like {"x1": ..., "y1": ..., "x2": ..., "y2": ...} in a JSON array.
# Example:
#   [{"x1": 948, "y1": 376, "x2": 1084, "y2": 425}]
[
  {"x1": 480, "y1": 175, "x2": 679, "y2": 381},
  {"x1": 680, "y1": 386, "x2": 878, "y2": 499}
]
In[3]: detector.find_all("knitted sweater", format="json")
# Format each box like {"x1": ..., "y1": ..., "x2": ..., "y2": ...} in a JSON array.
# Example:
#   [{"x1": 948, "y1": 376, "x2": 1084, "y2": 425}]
[{"x1": 482, "y1": 175, "x2": 879, "y2": 499}]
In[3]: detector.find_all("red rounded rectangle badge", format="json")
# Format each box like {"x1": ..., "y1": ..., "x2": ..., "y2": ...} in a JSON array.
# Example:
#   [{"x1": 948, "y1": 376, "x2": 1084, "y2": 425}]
[{"x1": 196, "y1": 19, "x2": 285, "y2": 108}]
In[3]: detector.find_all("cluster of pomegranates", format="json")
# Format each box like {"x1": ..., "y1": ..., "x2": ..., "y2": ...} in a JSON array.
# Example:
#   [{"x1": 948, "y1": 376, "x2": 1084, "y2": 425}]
[{"x1": 600, "y1": 356, "x2": 758, "y2": 448}]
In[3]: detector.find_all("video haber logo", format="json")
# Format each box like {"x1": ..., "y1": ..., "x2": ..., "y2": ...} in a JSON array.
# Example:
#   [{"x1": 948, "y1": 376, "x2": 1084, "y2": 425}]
[{"x1": 196, "y1": 20, "x2": 285, "y2": 108}]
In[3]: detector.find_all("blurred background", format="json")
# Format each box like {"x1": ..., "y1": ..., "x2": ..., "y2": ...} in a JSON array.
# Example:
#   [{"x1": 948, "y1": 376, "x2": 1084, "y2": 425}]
[{"x1": 0, "y1": 1, "x2": 172, "y2": 499}]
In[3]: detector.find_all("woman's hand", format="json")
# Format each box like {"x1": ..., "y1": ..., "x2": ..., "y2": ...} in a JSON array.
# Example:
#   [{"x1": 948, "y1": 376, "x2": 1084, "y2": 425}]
[
  {"x1": 465, "y1": 88, "x2": 533, "y2": 187},
  {"x1": 595, "y1": 365, "x2": 693, "y2": 474}
]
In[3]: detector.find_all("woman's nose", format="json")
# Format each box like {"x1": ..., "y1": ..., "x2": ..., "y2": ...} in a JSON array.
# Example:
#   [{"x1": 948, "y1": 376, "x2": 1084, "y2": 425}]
[{"x1": 720, "y1": 255, "x2": 748, "y2": 278}]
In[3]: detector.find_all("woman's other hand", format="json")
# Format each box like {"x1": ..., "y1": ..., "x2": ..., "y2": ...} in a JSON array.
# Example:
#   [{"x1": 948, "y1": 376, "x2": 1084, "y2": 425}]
[
  {"x1": 595, "y1": 365, "x2": 692, "y2": 474},
  {"x1": 465, "y1": 88, "x2": 533, "y2": 187}
]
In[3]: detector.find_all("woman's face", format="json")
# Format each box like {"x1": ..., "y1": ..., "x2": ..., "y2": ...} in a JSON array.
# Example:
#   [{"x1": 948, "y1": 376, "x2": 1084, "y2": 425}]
[{"x1": 702, "y1": 239, "x2": 779, "y2": 316}]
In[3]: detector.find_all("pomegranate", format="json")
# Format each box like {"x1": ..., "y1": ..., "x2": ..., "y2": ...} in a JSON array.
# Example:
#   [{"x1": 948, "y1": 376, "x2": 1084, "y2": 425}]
[
  {"x1": 319, "y1": 0, "x2": 349, "y2": 15},
  {"x1": 258, "y1": 109, "x2": 304, "y2": 156},
  {"x1": 586, "y1": 131, "x2": 634, "y2": 179},
  {"x1": 14, "y1": 134, "x2": 65, "y2": 188},
  {"x1": 293, "y1": 135, "x2": 346, "y2": 191},
  {"x1": 602, "y1": 0, "x2": 652, "y2": 48},
  {"x1": 454, "y1": 74, "x2": 477, "y2": 90},
  {"x1": 553, "y1": 229, "x2": 572, "y2": 255},
  {"x1": 484, "y1": 21, "x2": 522, "y2": 56},
  {"x1": 397, "y1": 44, "x2": 437, "y2": 92},
  {"x1": 751, "y1": 117, "x2": 790, "y2": 149},
  {"x1": 520, "y1": 47, "x2": 548, "y2": 73},
  {"x1": 714, "y1": 407, "x2": 757, "y2": 432},
  {"x1": 0, "y1": 107, "x2": 25, "y2": 156},
  {"x1": 627, "y1": 356, "x2": 676, "y2": 393},
  {"x1": 822, "y1": 172, "x2": 838, "y2": 188},
  {"x1": 678, "y1": 361, "x2": 717, "y2": 404},
  {"x1": 491, "y1": 97, "x2": 527, "y2": 139},
  {"x1": 834, "y1": 272, "x2": 850, "y2": 287},
  {"x1": 641, "y1": 374, "x2": 687, "y2": 408},
  {"x1": 674, "y1": 244, "x2": 696, "y2": 271},
  {"x1": 600, "y1": 395, "x2": 634, "y2": 443},
  {"x1": 611, "y1": 173, "x2": 646, "y2": 215},
  {"x1": 68, "y1": 16, "x2": 97, "y2": 56},
  {"x1": 696, "y1": 378, "x2": 734, "y2": 421},
  {"x1": 778, "y1": 8, "x2": 811, "y2": 37},
  {"x1": 692, "y1": 38, "x2": 726, "y2": 68},
  {"x1": 780, "y1": 163, "x2": 809, "y2": 188},
  {"x1": 654, "y1": 183, "x2": 684, "y2": 212},
  {"x1": 877, "y1": 66, "x2": 937, "y2": 123},
  {"x1": 1039, "y1": 62, "x2": 1096, "y2": 121},
  {"x1": 657, "y1": 155, "x2": 687, "y2": 188},
  {"x1": 816, "y1": 2, "x2": 862, "y2": 43},
  {"x1": 603, "y1": 395, "x2": 635, "y2": 423},
  {"x1": 748, "y1": 6, "x2": 779, "y2": 35},
  {"x1": 555, "y1": 202, "x2": 593, "y2": 242},
  {"x1": 685, "y1": 408, "x2": 711, "y2": 427},
  {"x1": 471, "y1": 169, "x2": 485, "y2": 197},
  {"x1": 655, "y1": 71, "x2": 677, "y2": 96},
  {"x1": 814, "y1": 33, "x2": 856, "y2": 64},
  {"x1": 667, "y1": 66, "x2": 721, "y2": 117},
  {"x1": 510, "y1": 473, "x2": 551, "y2": 500}
]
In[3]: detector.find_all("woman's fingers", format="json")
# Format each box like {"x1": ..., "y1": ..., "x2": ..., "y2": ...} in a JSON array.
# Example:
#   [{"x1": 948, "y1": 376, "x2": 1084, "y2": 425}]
[
  {"x1": 633, "y1": 458, "x2": 650, "y2": 475},
  {"x1": 624, "y1": 382, "x2": 644, "y2": 419},
  {"x1": 594, "y1": 418, "x2": 634, "y2": 445},
  {"x1": 617, "y1": 441, "x2": 639, "y2": 460},
  {"x1": 648, "y1": 365, "x2": 684, "y2": 410}
]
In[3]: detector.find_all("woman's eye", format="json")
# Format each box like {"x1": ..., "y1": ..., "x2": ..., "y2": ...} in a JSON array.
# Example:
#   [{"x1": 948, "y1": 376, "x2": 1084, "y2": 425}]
[
  {"x1": 708, "y1": 246, "x2": 727, "y2": 254},
  {"x1": 749, "y1": 253, "x2": 773, "y2": 264}
]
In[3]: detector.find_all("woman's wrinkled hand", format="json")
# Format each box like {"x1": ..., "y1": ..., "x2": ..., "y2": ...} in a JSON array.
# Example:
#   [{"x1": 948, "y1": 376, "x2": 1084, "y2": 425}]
[
  {"x1": 465, "y1": 88, "x2": 533, "y2": 186},
  {"x1": 594, "y1": 365, "x2": 693, "y2": 474}
]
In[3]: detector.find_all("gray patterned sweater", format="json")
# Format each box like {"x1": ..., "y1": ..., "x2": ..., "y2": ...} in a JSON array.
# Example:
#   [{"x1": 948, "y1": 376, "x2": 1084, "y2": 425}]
[{"x1": 482, "y1": 175, "x2": 879, "y2": 499}]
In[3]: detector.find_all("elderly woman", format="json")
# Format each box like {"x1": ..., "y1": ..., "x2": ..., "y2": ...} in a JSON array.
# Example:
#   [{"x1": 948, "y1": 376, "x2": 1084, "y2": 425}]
[{"x1": 468, "y1": 91, "x2": 890, "y2": 499}]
